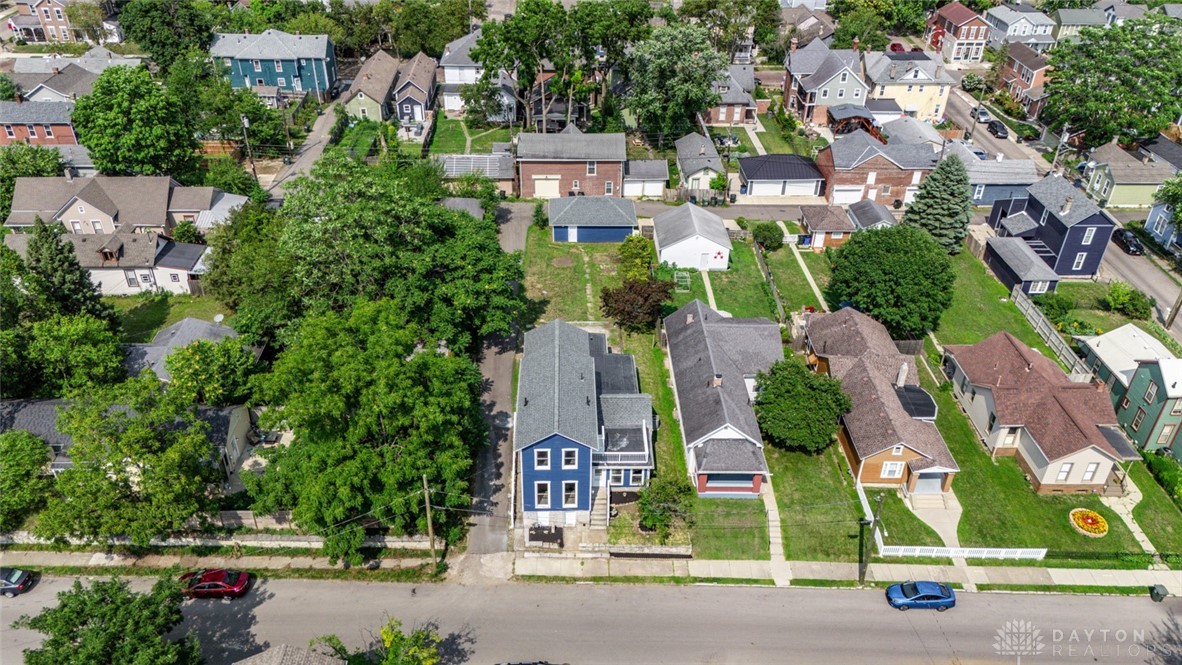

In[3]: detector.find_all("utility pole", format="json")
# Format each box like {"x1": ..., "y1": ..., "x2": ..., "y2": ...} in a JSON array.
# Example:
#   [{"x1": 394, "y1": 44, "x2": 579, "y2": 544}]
[
  {"x1": 1051, "y1": 122, "x2": 1070, "y2": 174},
  {"x1": 240, "y1": 114, "x2": 259, "y2": 182},
  {"x1": 1166, "y1": 288, "x2": 1182, "y2": 329},
  {"x1": 422, "y1": 474, "x2": 437, "y2": 566}
]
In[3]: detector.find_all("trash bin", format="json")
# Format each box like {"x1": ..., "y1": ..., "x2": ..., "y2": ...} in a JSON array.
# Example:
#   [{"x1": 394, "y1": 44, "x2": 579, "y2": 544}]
[
  {"x1": 729, "y1": 194, "x2": 737, "y2": 204},
  {"x1": 689, "y1": 195, "x2": 697, "y2": 205},
  {"x1": 710, "y1": 196, "x2": 719, "y2": 206},
  {"x1": 1151, "y1": 584, "x2": 1169, "y2": 602}
]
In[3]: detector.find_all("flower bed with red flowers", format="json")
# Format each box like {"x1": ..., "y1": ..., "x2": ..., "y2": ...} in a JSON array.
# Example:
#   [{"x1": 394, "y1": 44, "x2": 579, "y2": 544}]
[{"x1": 1069, "y1": 508, "x2": 1108, "y2": 538}]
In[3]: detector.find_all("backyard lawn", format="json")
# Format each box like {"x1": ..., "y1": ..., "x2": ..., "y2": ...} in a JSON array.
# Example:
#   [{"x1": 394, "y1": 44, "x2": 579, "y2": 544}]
[
  {"x1": 710, "y1": 242, "x2": 777, "y2": 319},
  {"x1": 797, "y1": 249, "x2": 832, "y2": 293},
  {"x1": 916, "y1": 363, "x2": 1144, "y2": 558},
  {"x1": 1128, "y1": 462, "x2": 1182, "y2": 555},
  {"x1": 1055, "y1": 281, "x2": 1177, "y2": 348},
  {"x1": 935, "y1": 252, "x2": 1052, "y2": 355},
  {"x1": 762, "y1": 246, "x2": 823, "y2": 313},
  {"x1": 469, "y1": 126, "x2": 515, "y2": 153},
  {"x1": 428, "y1": 117, "x2": 467, "y2": 154},
  {"x1": 523, "y1": 226, "x2": 594, "y2": 322},
  {"x1": 105, "y1": 295, "x2": 232, "y2": 343},
  {"x1": 707, "y1": 128, "x2": 756, "y2": 168}
]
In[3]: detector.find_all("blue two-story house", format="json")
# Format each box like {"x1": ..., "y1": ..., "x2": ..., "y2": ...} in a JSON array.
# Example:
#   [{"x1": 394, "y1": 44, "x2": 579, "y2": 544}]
[
  {"x1": 514, "y1": 320, "x2": 655, "y2": 528},
  {"x1": 1146, "y1": 201, "x2": 1177, "y2": 253},
  {"x1": 210, "y1": 29, "x2": 337, "y2": 102},
  {"x1": 985, "y1": 173, "x2": 1115, "y2": 294}
]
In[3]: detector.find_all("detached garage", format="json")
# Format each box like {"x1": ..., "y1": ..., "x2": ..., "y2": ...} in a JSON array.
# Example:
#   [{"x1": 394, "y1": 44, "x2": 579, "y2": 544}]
[
  {"x1": 549, "y1": 196, "x2": 638, "y2": 243},
  {"x1": 653, "y1": 203, "x2": 732, "y2": 271},
  {"x1": 623, "y1": 159, "x2": 669, "y2": 198},
  {"x1": 739, "y1": 154, "x2": 825, "y2": 197}
]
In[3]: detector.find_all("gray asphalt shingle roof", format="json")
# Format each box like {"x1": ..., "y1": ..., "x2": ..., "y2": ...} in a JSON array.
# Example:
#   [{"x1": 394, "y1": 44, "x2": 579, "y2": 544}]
[
  {"x1": 516, "y1": 127, "x2": 625, "y2": 161},
  {"x1": 653, "y1": 203, "x2": 732, "y2": 250},
  {"x1": 4, "y1": 232, "x2": 158, "y2": 269},
  {"x1": 440, "y1": 29, "x2": 480, "y2": 67},
  {"x1": 441, "y1": 197, "x2": 484, "y2": 220},
  {"x1": 802, "y1": 205, "x2": 855, "y2": 233},
  {"x1": 1142, "y1": 134, "x2": 1182, "y2": 172},
  {"x1": 394, "y1": 52, "x2": 437, "y2": 104},
  {"x1": 863, "y1": 52, "x2": 954, "y2": 86},
  {"x1": 785, "y1": 38, "x2": 831, "y2": 77},
  {"x1": 1091, "y1": 141, "x2": 1173, "y2": 184},
  {"x1": 825, "y1": 129, "x2": 938, "y2": 171},
  {"x1": 1000, "y1": 211, "x2": 1039, "y2": 235},
  {"x1": 882, "y1": 117, "x2": 943, "y2": 146},
  {"x1": 675, "y1": 133, "x2": 723, "y2": 176},
  {"x1": 548, "y1": 196, "x2": 637, "y2": 228},
  {"x1": 624, "y1": 159, "x2": 669, "y2": 181},
  {"x1": 0, "y1": 101, "x2": 72, "y2": 124},
  {"x1": 847, "y1": 199, "x2": 897, "y2": 230},
  {"x1": 123, "y1": 318, "x2": 242, "y2": 382},
  {"x1": 1026, "y1": 173, "x2": 1101, "y2": 227},
  {"x1": 342, "y1": 50, "x2": 399, "y2": 105},
  {"x1": 211, "y1": 30, "x2": 332, "y2": 60},
  {"x1": 988, "y1": 237, "x2": 1059, "y2": 281},
  {"x1": 1052, "y1": 7, "x2": 1107, "y2": 24},
  {"x1": 515, "y1": 321, "x2": 600, "y2": 451},
  {"x1": 944, "y1": 142, "x2": 1040, "y2": 186},
  {"x1": 233, "y1": 644, "x2": 344, "y2": 665},
  {"x1": 694, "y1": 439, "x2": 769, "y2": 473},
  {"x1": 799, "y1": 50, "x2": 862, "y2": 92}
]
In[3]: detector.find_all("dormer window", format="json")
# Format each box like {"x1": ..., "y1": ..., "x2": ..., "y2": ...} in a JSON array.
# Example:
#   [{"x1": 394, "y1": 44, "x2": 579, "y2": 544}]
[
  {"x1": 719, "y1": 85, "x2": 730, "y2": 93},
  {"x1": 100, "y1": 249, "x2": 116, "y2": 261}
]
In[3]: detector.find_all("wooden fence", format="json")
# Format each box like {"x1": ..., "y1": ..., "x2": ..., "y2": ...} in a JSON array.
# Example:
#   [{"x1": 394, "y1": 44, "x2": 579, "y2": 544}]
[{"x1": 1010, "y1": 285, "x2": 1091, "y2": 376}]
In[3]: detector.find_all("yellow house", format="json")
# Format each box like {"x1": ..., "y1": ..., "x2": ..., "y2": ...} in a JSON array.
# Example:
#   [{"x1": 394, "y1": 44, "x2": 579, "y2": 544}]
[{"x1": 862, "y1": 52, "x2": 954, "y2": 122}]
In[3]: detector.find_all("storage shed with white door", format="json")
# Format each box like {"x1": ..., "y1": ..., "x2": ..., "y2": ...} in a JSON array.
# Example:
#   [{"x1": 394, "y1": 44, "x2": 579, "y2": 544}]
[
  {"x1": 738, "y1": 154, "x2": 825, "y2": 197},
  {"x1": 652, "y1": 203, "x2": 732, "y2": 271},
  {"x1": 549, "y1": 196, "x2": 638, "y2": 243}
]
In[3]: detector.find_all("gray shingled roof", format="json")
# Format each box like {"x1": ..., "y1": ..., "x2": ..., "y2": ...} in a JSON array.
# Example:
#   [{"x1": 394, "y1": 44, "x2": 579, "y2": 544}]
[
  {"x1": 944, "y1": 142, "x2": 1040, "y2": 186},
  {"x1": 436, "y1": 153, "x2": 516, "y2": 180},
  {"x1": 988, "y1": 237, "x2": 1058, "y2": 281},
  {"x1": 514, "y1": 321, "x2": 601, "y2": 451},
  {"x1": 624, "y1": 159, "x2": 669, "y2": 181},
  {"x1": 801, "y1": 205, "x2": 855, "y2": 233},
  {"x1": 695, "y1": 439, "x2": 769, "y2": 473},
  {"x1": 4, "y1": 232, "x2": 159, "y2": 269},
  {"x1": 342, "y1": 50, "x2": 400, "y2": 105},
  {"x1": 882, "y1": 117, "x2": 943, "y2": 147},
  {"x1": 440, "y1": 29, "x2": 480, "y2": 67},
  {"x1": 653, "y1": 203, "x2": 732, "y2": 250},
  {"x1": 785, "y1": 38, "x2": 831, "y2": 77},
  {"x1": 1161, "y1": 4, "x2": 1182, "y2": 17},
  {"x1": 0, "y1": 101, "x2": 73, "y2": 124},
  {"x1": 394, "y1": 52, "x2": 437, "y2": 105},
  {"x1": 863, "y1": 52, "x2": 954, "y2": 86},
  {"x1": 1142, "y1": 134, "x2": 1182, "y2": 172},
  {"x1": 548, "y1": 196, "x2": 637, "y2": 228},
  {"x1": 1026, "y1": 173, "x2": 1101, "y2": 227},
  {"x1": 25, "y1": 64, "x2": 97, "y2": 99},
  {"x1": 1007, "y1": 43, "x2": 1048, "y2": 73},
  {"x1": 664, "y1": 300, "x2": 781, "y2": 473},
  {"x1": 675, "y1": 133, "x2": 723, "y2": 176},
  {"x1": 825, "y1": 129, "x2": 938, "y2": 171},
  {"x1": 1091, "y1": 141, "x2": 1173, "y2": 185},
  {"x1": 124, "y1": 318, "x2": 242, "y2": 382},
  {"x1": 0, "y1": 399, "x2": 71, "y2": 454},
  {"x1": 516, "y1": 127, "x2": 625, "y2": 161},
  {"x1": 847, "y1": 199, "x2": 897, "y2": 230},
  {"x1": 1000, "y1": 211, "x2": 1038, "y2": 235},
  {"x1": 738, "y1": 154, "x2": 824, "y2": 182},
  {"x1": 799, "y1": 50, "x2": 862, "y2": 92},
  {"x1": 1052, "y1": 7, "x2": 1107, "y2": 24},
  {"x1": 233, "y1": 644, "x2": 344, "y2": 665},
  {"x1": 4, "y1": 176, "x2": 226, "y2": 230},
  {"x1": 12, "y1": 47, "x2": 141, "y2": 75},
  {"x1": 210, "y1": 30, "x2": 332, "y2": 60},
  {"x1": 441, "y1": 197, "x2": 484, "y2": 220}
]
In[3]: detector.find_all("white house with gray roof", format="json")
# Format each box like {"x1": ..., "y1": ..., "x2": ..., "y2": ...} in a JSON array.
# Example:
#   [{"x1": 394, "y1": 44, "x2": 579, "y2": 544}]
[
  {"x1": 622, "y1": 159, "x2": 669, "y2": 198},
  {"x1": 439, "y1": 29, "x2": 517, "y2": 122},
  {"x1": 664, "y1": 300, "x2": 782, "y2": 497},
  {"x1": 653, "y1": 203, "x2": 732, "y2": 271},
  {"x1": 785, "y1": 40, "x2": 867, "y2": 124},
  {"x1": 675, "y1": 132, "x2": 725, "y2": 192},
  {"x1": 984, "y1": 3, "x2": 1056, "y2": 52},
  {"x1": 514, "y1": 320, "x2": 654, "y2": 527}
]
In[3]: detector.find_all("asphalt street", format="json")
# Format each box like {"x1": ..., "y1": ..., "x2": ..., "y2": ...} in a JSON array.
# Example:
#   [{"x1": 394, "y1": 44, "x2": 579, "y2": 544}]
[
  {"x1": 1100, "y1": 230, "x2": 1182, "y2": 340},
  {"x1": 6, "y1": 576, "x2": 1182, "y2": 664},
  {"x1": 945, "y1": 88, "x2": 1045, "y2": 169}
]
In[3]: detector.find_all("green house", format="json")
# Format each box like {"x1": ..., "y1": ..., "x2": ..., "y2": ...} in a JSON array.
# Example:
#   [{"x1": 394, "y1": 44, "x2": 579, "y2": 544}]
[
  {"x1": 1083, "y1": 141, "x2": 1173, "y2": 209},
  {"x1": 1078, "y1": 324, "x2": 1182, "y2": 453}
]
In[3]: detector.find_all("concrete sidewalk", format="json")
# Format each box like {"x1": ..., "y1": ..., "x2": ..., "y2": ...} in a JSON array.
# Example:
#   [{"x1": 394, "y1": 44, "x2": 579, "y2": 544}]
[{"x1": 0, "y1": 549, "x2": 431, "y2": 572}]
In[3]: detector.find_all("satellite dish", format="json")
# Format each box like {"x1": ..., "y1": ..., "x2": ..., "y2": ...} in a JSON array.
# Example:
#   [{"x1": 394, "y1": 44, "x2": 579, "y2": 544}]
[{"x1": 214, "y1": 314, "x2": 225, "y2": 324}]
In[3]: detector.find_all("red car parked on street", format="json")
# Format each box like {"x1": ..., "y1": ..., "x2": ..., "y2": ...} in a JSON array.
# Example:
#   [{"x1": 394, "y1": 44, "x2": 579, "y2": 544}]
[{"x1": 180, "y1": 569, "x2": 252, "y2": 599}]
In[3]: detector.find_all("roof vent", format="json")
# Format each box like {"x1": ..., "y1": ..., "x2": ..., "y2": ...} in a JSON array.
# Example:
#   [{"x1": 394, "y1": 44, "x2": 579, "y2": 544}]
[
  {"x1": 895, "y1": 362, "x2": 908, "y2": 387},
  {"x1": 686, "y1": 313, "x2": 695, "y2": 325},
  {"x1": 711, "y1": 373, "x2": 723, "y2": 388}
]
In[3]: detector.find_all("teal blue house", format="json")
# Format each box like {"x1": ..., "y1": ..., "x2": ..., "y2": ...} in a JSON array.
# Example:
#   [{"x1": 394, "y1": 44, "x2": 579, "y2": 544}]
[
  {"x1": 210, "y1": 29, "x2": 337, "y2": 102},
  {"x1": 1078, "y1": 323, "x2": 1182, "y2": 453}
]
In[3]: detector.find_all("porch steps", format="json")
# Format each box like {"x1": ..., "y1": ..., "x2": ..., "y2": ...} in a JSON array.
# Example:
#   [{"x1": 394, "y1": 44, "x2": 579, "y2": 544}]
[
  {"x1": 589, "y1": 489, "x2": 609, "y2": 530},
  {"x1": 909, "y1": 493, "x2": 947, "y2": 510}
]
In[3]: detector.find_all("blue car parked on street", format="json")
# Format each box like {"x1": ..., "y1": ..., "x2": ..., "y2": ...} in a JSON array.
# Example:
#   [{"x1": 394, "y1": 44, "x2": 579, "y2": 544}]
[{"x1": 885, "y1": 581, "x2": 956, "y2": 611}]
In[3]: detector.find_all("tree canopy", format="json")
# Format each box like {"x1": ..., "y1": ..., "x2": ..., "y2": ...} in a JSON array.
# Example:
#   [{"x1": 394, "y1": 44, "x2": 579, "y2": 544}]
[
  {"x1": 1043, "y1": 16, "x2": 1182, "y2": 148},
  {"x1": 1158, "y1": 174, "x2": 1182, "y2": 210},
  {"x1": 26, "y1": 314, "x2": 125, "y2": 398},
  {"x1": 825, "y1": 225, "x2": 955, "y2": 338},
  {"x1": 317, "y1": 618, "x2": 443, "y2": 665},
  {"x1": 246, "y1": 300, "x2": 487, "y2": 564},
  {"x1": 902, "y1": 156, "x2": 972, "y2": 254},
  {"x1": 13, "y1": 577, "x2": 201, "y2": 665},
  {"x1": 601, "y1": 278, "x2": 674, "y2": 332},
  {"x1": 120, "y1": 0, "x2": 213, "y2": 72},
  {"x1": 0, "y1": 144, "x2": 64, "y2": 220},
  {"x1": 831, "y1": 6, "x2": 891, "y2": 51},
  {"x1": 72, "y1": 67, "x2": 199, "y2": 179},
  {"x1": 472, "y1": 0, "x2": 567, "y2": 131},
  {"x1": 755, "y1": 357, "x2": 851, "y2": 453},
  {"x1": 165, "y1": 337, "x2": 258, "y2": 406},
  {"x1": 0, "y1": 431, "x2": 52, "y2": 532},
  {"x1": 23, "y1": 219, "x2": 116, "y2": 328},
  {"x1": 626, "y1": 23, "x2": 726, "y2": 141}
]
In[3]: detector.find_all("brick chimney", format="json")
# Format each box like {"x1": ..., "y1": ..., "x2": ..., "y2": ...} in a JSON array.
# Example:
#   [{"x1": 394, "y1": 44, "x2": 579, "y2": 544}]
[
  {"x1": 852, "y1": 36, "x2": 860, "y2": 51},
  {"x1": 790, "y1": 37, "x2": 798, "y2": 53},
  {"x1": 889, "y1": 62, "x2": 898, "y2": 79}
]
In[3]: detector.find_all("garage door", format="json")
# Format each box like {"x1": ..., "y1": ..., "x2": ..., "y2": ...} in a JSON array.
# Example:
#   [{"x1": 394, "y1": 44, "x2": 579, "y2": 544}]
[
  {"x1": 783, "y1": 180, "x2": 821, "y2": 196},
  {"x1": 913, "y1": 473, "x2": 945, "y2": 494},
  {"x1": 643, "y1": 181, "x2": 664, "y2": 197},
  {"x1": 533, "y1": 176, "x2": 561, "y2": 198},
  {"x1": 750, "y1": 181, "x2": 782, "y2": 196},
  {"x1": 832, "y1": 186, "x2": 863, "y2": 205},
  {"x1": 623, "y1": 181, "x2": 644, "y2": 197}
]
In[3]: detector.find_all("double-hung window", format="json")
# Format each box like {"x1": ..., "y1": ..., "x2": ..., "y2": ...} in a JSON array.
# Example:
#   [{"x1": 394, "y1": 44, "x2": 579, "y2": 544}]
[
  {"x1": 1146, "y1": 382, "x2": 1159, "y2": 403},
  {"x1": 534, "y1": 449, "x2": 550, "y2": 470},
  {"x1": 1056, "y1": 462, "x2": 1074, "y2": 482},
  {"x1": 562, "y1": 481, "x2": 578, "y2": 508},
  {"x1": 274, "y1": 60, "x2": 283, "y2": 72},
  {"x1": 881, "y1": 462, "x2": 904, "y2": 479},
  {"x1": 586, "y1": 161, "x2": 597, "y2": 176},
  {"x1": 535, "y1": 482, "x2": 550, "y2": 508},
  {"x1": 562, "y1": 449, "x2": 578, "y2": 469}
]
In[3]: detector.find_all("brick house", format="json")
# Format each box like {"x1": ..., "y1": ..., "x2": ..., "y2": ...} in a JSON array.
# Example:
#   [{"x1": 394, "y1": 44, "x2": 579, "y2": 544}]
[
  {"x1": 0, "y1": 101, "x2": 76, "y2": 146},
  {"x1": 924, "y1": 1, "x2": 989, "y2": 63},
  {"x1": 516, "y1": 126, "x2": 625, "y2": 199},
  {"x1": 813, "y1": 129, "x2": 938, "y2": 205},
  {"x1": 705, "y1": 65, "x2": 757, "y2": 126},
  {"x1": 1001, "y1": 43, "x2": 1051, "y2": 119},
  {"x1": 8, "y1": 0, "x2": 119, "y2": 44}
]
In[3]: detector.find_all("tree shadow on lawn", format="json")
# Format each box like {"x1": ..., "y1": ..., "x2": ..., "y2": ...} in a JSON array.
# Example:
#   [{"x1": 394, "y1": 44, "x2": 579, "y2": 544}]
[{"x1": 119, "y1": 297, "x2": 171, "y2": 343}]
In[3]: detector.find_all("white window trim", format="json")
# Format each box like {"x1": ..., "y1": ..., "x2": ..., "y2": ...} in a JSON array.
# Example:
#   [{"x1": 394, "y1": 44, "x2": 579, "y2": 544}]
[
  {"x1": 604, "y1": 181, "x2": 613, "y2": 195},
  {"x1": 252, "y1": 59, "x2": 261, "y2": 72},
  {"x1": 881, "y1": 461, "x2": 904, "y2": 479},
  {"x1": 277, "y1": 77, "x2": 286, "y2": 87},
  {"x1": 587, "y1": 160, "x2": 597, "y2": 176},
  {"x1": 274, "y1": 59, "x2": 283, "y2": 72},
  {"x1": 973, "y1": 183, "x2": 985, "y2": 199},
  {"x1": 1056, "y1": 462, "x2": 1074, "y2": 482},
  {"x1": 535, "y1": 481, "x2": 551, "y2": 509},
  {"x1": 1146, "y1": 382, "x2": 1158, "y2": 403},
  {"x1": 1072, "y1": 252, "x2": 1086, "y2": 271},
  {"x1": 609, "y1": 469, "x2": 624, "y2": 485},
  {"x1": 561, "y1": 448, "x2": 578, "y2": 470},
  {"x1": 1132, "y1": 408, "x2": 1146, "y2": 431},
  {"x1": 534, "y1": 449, "x2": 550, "y2": 471},
  {"x1": 562, "y1": 480, "x2": 578, "y2": 508},
  {"x1": 1082, "y1": 227, "x2": 1096, "y2": 245},
  {"x1": 1082, "y1": 462, "x2": 1100, "y2": 483},
  {"x1": 891, "y1": 444, "x2": 904, "y2": 456},
  {"x1": 1029, "y1": 280, "x2": 1049, "y2": 295},
  {"x1": 631, "y1": 469, "x2": 644, "y2": 485}
]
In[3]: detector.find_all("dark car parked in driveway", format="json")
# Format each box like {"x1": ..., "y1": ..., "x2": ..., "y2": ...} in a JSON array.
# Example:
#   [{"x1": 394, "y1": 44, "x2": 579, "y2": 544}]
[
  {"x1": 1112, "y1": 228, "x2": 1145, "y2": 255},
  {"x1": 180, "y1": 569, "x2": 252, "y2": 599},
  {"x1": 987, "y1": 120, "x2": 1009, "y2": 139},
  {"x1": 1, "y1": 567, "x2": 34, "y2": 597}
]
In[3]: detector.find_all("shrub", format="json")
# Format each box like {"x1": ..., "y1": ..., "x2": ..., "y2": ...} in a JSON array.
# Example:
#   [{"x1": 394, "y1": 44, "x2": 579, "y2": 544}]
[
  {"x1": 753, "y1": 222, "x2": 783, "y2": 251},
  {"x1": 637, "y1": 475, "x2": 694, "y2": 543},
  {"x1": 709, "y1": 172, "x2": 729, "y2": 191},
  {"x1": 1145, "y1": 453, "x2": 1182, "y2": 513},
  {"x1": 1033, "y1": 291, "x2": 1075, "y2": 324},
  {"x1": 1105, "y1": 281, "x2": 1154, "y2": 320},
  {"x1": 532, "y1": 201, "x2": 547, "y2": 228},
  {"x1": 961, "y1": 73, "x2": 984, "y2": 92}
]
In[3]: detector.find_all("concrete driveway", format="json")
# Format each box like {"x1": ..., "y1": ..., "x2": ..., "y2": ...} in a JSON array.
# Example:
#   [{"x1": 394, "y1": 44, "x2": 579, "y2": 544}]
[{"x1": 266, "y1": 105, "x2": 337, "y2": 200}]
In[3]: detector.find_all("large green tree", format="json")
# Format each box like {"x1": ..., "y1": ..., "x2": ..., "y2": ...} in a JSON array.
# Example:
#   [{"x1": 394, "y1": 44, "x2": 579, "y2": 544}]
[
  {"x1": 34, "y1": 373, "x2": 220, "y2": 547},
  {"x1": 826, "y1": 225, "x2": 955, "y2": 338},
  {"x1": 1043, "y1": 15, "x2": 1182, "y2": 148},
  {"x1": 0, "y1": 430, "x2": 52, "y2": 532},
  {"x1": 1158, "y1": 173, "x2": 1182, "y2": 209},
  {"x1": 203, "y1": 155, "x2": 267, "y2": 203},
  {"x1": 27, "y1": 314, "x2": 125, "y2": 398},
  {"x1": 680, "y1": 0, "x2": 778, "y2": 61},
  {"x1": 13, "y1": 577, "x2": 202, "y2": 665},
  {"x1": 600, "y1": 278, "x2": 674, "y2": 332},
  {"x1": 24, "y1": 219, "x2": 116, "y2": 328},
  {"x1": 166, "y1": 48, "x2": 286, "y2": 152},
  {"x1": 279, "y1": 152, "x2": 522, "y2": 353},
  {"x1": 72, "y1": 67, "x2": 199, "y2": 179},
  {"x1": 568, "y1": 0, "x2": 652, "y2": 100},
  {"x1": 247, "y1": 300, "x2": 486, "y2": 564},
  {"x1": 119, "y1": 0, "x2": 213, "y2": 72},
  {"x1": 755, "y1": 357, "x2": 851, "y2": 453},
  {"x1": 0, "y1": 143, "x2": 64, "y2": 220},
  {"x1": 831, "y1": 6, "x2": 890, "y2": 51},
  {"x1": 317, "y1": 618, "x2": 443, "y2": 665},
  {"x1": 902, "y1": 156, "x2": 972, "y2": 254},
  {"x1": 165, "y1": 337, "x2": 258, "y2": 406},
  {"x1": 65, "y1": 0, "x2": 109, "y2": 44},
  {"x1": 472, "y1": 0, "x2": 567, "y2": 131},
  {"x1": 626, "y1": 23, "x2": 726, "y2": 142}
]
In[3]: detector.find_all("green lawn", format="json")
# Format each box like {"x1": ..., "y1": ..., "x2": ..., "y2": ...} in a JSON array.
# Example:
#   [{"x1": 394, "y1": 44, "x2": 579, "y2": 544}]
[
  {"x1": 710, "y1": 242, "x2": 777, "y2": 319},
  {"x1": 621, "y1": 334, "x2": 686, "y2": 477},
  {"x1": 105, "y1": 295, "x2": 231, "y2": 343},
  {"x1": 756, "y1": 130, "x2": 822, "y2": 157},
  {"x1": 762, "y1": 246, "x2": 822, "y2": 313},
  {"x1": 522, "y1": 226, "x2": 592, "y2": 322},
  {"x1": 668, "y1": 269, "x2": 710, "y2": 310},
  {"x1": 691, "y1": 498, "x2": 771, "y2": 560},
  {"x1": 916, "y1": 362, "x2": 1143, "y2": 557},
  {"x1": 1055, "y1": 282, "x2": 1176, "y2": 347},
  {"x1": 1128, "y1": 462, "x2": 1182, "y2": 555},
  {"x1": 877, "y1": 492, "x2": 945, "y2": 549},
  {"x1": 428, "y1": 117, "x2": 467, "y2": 154},
  {"x1": 797, "y1": 249, "x2": 832, "y2": 293},
  {"x1": 935, "y1": 252, "x2": 1053, "y2": 356},
  {"x1": 469, "y1": 126, "x2": 515, "y2": 153},
  {"x1": 337, "y1": 121, "x2": 380, "y2": 157}
]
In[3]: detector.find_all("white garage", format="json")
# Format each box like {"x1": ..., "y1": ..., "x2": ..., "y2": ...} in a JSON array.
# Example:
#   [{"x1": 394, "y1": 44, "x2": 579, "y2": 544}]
[
  {"x1": 652, "y1": 203, "x2": 732, "y2": 271},
  {"x1": 832, "y1": 186, "x2": 865, "y2": 205},
  {"x1": 623, "y1": 159, "x2": 669, "y2": 198},
  {"x1": 739, "y1": 154, "x2": 825, "y2": 199},
  {"x1": 533, "y1": 176, "x2": 561, "y2": 199}
]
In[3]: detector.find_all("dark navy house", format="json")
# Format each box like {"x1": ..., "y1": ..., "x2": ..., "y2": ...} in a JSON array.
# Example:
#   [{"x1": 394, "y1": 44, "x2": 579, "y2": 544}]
[
  {"x1": 986, "y1": 173, "x2": 1114, "y2": 294},
  {"x1": 210, "y1": 29, "x2": 337, "y2": 102},
  {"x1": 548, "y1": 196, "x2": 638, "y2": 243},
  {"x1": 514, "y1": 321, "x2": 654, "y2": 527}
]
